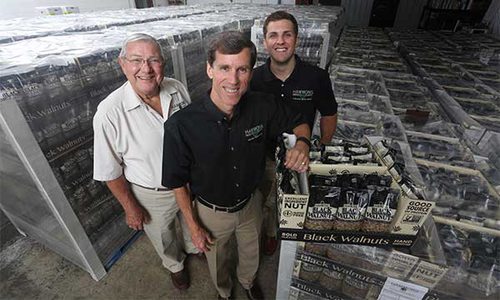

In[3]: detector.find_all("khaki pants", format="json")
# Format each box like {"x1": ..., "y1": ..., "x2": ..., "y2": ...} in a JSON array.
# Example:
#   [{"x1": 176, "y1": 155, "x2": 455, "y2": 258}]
[
  {"x1": 262, "y1": 158, "x2": 278, "y2": 237},
  {"x1": 131, "y1": 184, "x2": 198, "y2": 273},
  {"x1": 195, "y1": 190, "x2": 263, "y2": 298}
]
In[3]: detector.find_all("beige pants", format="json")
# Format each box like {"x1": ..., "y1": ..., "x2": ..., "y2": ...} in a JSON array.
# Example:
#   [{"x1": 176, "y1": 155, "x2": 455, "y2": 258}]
[
  {"x1": 262, "y1": 158, "x2": 278, "y2": 237},
  {"x1": 131, "y1": 184, "x2": 198, "y2": 273},
  {"x1": 196, "y1": 190, "x2": 263, "y2": 298}
]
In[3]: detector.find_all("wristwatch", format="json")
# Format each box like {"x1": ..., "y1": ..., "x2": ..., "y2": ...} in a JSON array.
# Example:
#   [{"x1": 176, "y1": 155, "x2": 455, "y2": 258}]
[{"x1": 296, "y1": 136, "x2": 311, "y2": 148}]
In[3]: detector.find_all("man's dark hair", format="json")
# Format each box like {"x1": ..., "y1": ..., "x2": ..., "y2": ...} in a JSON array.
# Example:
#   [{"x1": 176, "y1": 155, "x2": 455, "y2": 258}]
[
  {"x1": 207, "y1": 31, "x2": 257, "y2": 68},
  {"x1": 263, "y1": 10, "x2": 299, "y2": 37}
]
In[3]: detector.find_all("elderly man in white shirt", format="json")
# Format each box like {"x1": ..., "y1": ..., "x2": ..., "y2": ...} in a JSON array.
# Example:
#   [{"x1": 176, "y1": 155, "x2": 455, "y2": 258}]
[{"x1": 93, "y1": 33, "x2": 197, "y2": 290}]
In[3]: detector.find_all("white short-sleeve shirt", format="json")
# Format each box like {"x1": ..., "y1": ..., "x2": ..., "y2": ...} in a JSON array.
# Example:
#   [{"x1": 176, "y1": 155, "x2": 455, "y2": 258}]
[{"x1": 93, "y1": 78, "x2": 191, "y2": 188}]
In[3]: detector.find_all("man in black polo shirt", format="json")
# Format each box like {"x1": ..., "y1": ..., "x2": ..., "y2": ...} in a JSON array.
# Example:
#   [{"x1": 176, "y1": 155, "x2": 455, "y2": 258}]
[
  {"x1": 161, "y1": 31, "x2": 310, "y2": 300},
  {"x1": 250, "y1": 11, "x2": 338, "y2": 255}
]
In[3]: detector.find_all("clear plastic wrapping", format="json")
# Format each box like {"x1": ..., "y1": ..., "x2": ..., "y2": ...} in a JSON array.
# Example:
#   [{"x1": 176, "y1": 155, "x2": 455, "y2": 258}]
[
  {"x1": 416, "y1": 160, "x2": 500, "y2": 222},
  {"x1": 406, "y1": 131, "x2": 477, "y2": 168},
  {"x1": 367, "y1": 136, "x2": 425, "y2": 199},
  {"x1": 282, "y1": 26, "x2": 500, "y2": 300},
  {"x1": 432, "y1": 221, "x2": 500, "y2": 299},
  {"x1": 280, "y1": 216, "x2": 499, "y2": 299},
  {"x1": 332, "y1": 27, "x2": 408, "y2": 73},
  {"x1": 387, "y1": 29, "x2": 500, "y2": 133},
  {"x1": 334, "y1": 121, "x2": 379, "y2": 143}
]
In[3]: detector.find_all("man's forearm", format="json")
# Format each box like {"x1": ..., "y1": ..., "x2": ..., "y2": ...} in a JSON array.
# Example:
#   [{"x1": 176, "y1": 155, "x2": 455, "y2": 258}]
[
  {"x1": 319, "y1": 114, "x2": 337, "y2": 145},
  {"x1": 106, "y1": 175, "x2": 149, "y2": 229},
  {"x1": 173, "y1": 186, "x2": 199, "y2": 232},
  {"x1": 106, "y1": 175, "x2": 139, "y2": 211},
  {"x1": 173, "y1": 186, "x2": 212, "y2": 252},
  {"x1": 292, "y1": 123, "x2": 311, "y2": 140}
]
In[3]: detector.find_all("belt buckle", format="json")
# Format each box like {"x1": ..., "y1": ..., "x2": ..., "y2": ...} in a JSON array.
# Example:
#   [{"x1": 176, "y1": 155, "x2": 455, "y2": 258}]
[
  {"x1": 228, "y1": 197, "x2": 248, "y2": 213},
  {"x1": 201, "y1": 195, "x2": 250, "y2": 213},
  {"x1": 214, "y1": 204, "x2": 232, "y2": 213},
  {"x1": 215, "y1": 203, "x2": 237, "y2": 213}
]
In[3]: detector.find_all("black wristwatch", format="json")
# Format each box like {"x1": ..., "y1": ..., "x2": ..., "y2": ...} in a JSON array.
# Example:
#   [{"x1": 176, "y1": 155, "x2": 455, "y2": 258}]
[{"x1": 296, "y1": 136, "x2": 311, "y2": 148}]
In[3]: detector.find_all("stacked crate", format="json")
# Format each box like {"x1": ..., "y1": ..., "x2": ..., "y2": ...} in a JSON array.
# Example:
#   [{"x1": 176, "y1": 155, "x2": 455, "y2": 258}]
[
  {"x1": 387, "y1": 29, "x2": 500, "y2": 180},
  {"x1": 319, "y1": 27, "x2": 500, "y2": 300}
]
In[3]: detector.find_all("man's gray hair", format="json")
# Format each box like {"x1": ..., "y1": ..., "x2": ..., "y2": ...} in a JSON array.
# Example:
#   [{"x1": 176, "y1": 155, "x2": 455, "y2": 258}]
[{"x1": 119, "y1": 33, "x2": 164, "y2": 59}]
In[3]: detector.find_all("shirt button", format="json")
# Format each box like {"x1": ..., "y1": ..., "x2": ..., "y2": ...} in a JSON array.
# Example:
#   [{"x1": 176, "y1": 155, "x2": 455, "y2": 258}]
[
  {"x1": 233, "y1": 165, "x2": 237, "y2": 170},
  {"x1": 281, "y1": 84, "x2": 284, "y2": 87},
  {"x1": 230, "y1": 147, "x2": 234, "y2": 151},
  {"x1": 235, "y1": 183, "x2": 240, "y2": 187},
  {"x1": 281, "y1": 94, "x2": 284, "y2": 97},
  {"x1": 217, "y1": 121, "x2": 221, "y2": 124}
]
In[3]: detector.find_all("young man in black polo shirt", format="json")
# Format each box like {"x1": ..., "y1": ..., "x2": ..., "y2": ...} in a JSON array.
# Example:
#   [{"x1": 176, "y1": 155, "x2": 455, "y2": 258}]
[
  {"x1": 250, "y1": 11, "x2": 338, "y2": 255},
  {"x1": 161, "y1": 31, "x2": 310, "y2": 300}
]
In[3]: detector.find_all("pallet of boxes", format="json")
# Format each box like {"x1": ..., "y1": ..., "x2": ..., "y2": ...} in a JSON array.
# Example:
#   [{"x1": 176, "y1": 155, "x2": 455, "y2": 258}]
[{"x1": 274, "y1": 136, "x2": 472, "y2": 300}]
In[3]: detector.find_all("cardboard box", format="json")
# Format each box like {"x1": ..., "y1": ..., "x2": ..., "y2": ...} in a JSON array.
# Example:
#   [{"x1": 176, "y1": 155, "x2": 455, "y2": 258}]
[
  {"x1": 61, "y1": 6, "x2": 80, "y2": 14},
  {"x1": 277, "y1": 163, "x2": 435, "y2": 246},
  {"x1": 390, "y1": 197, "x2": 435, "y2": 235},
  {"x1": 37, "y1": 7, "x2": 63, "y2": 16}
]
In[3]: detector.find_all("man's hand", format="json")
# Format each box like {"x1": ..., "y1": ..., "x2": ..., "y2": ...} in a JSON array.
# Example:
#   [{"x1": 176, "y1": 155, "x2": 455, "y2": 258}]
[
  {"x1": 173, "y1": 186, "x2": 214, "y2": 253},
  {"x1": 124, "y1": 203, "x2": 151, "y2": 231},
  {"x1": 284, "y1": 140, "x2": 309, "y2": 173},
  {"x1": 287, "y1": 124, "x2": 311, "y2": 173},
  {"x1": 105, "y1": 176, "x2": 151, "y2": 231},
  {"x1": 190, "y1": 225, "x2": 214, "y2": 253}
]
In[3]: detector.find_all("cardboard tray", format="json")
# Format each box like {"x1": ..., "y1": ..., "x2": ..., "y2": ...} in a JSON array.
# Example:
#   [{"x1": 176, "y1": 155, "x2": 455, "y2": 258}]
[{"x1": 277, "y1": 164, "x2": 435, "y2": 246}]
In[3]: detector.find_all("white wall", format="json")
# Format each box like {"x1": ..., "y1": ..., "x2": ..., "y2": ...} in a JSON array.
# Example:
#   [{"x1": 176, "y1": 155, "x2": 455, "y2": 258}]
[
  {"x1": 187, "y1": 0, "x2": 293, "y2": 4},
  {"x1": 186, "y1": 0, "x2": 232, "y2": 4},
  {"x1": 0, "y1": 0, "x2": 135, "y2": 20}
]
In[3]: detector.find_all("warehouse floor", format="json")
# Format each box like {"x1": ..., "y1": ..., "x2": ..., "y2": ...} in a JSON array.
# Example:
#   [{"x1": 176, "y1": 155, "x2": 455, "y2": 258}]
[{"x1": 0, "y1": 233, "x2": 279, "y2": 299}]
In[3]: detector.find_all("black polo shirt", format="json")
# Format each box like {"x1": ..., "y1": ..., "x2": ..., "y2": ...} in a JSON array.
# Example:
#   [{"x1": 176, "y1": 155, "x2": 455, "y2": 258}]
[
  {"x1": 250, "y1": 56, "x2": 337, "y2": 130},
  {"x1": 161, "y1": 91, "x2": 305, "y2": 207}
]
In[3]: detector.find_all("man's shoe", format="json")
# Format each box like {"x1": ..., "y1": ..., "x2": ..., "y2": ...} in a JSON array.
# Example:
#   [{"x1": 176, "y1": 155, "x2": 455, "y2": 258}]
[
  {"x1": 263, "y1": 236, "x2": 278, "y2": 256},
  {"x1": 245, "y1": 283, "x2": 264, "y2": 300},
  {"x1": 170, "y1": 269, "x2": 189, "y2": 290}
]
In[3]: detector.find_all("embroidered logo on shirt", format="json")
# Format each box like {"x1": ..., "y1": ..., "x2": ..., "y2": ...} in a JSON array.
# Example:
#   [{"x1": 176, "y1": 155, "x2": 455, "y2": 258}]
[
  {"x1": 245, "y1": 124, "x2": 264, "y2": 142},
  {"x1": 170, "y1": 93, "x2": 189, "y2": 115},
  {"x1": 292, "y1": 90, "x2": 313, "y2": 101}
]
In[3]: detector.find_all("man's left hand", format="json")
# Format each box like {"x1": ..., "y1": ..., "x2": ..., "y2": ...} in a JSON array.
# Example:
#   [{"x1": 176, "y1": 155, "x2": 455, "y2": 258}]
[
  {"x1": 284, "y1": 141, "x2": 309, "y2": 173},
  {"x1": 190, "y1": 225, "x2": 214, "y2": 253}
]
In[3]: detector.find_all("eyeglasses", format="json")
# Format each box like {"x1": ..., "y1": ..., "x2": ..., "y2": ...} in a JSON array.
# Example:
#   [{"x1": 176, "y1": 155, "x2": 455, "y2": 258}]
[{"x1": 123, "y1": 57, "x2": 163, "y2": 67}]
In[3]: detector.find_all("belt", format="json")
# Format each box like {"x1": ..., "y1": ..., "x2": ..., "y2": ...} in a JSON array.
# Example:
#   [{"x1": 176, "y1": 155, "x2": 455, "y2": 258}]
[
  {"x1": 132, "y1": 183, "x2": 170, "y2": 191},
  {"x1": 197, "y1": 195, "x2": 251, "y2": 213}
]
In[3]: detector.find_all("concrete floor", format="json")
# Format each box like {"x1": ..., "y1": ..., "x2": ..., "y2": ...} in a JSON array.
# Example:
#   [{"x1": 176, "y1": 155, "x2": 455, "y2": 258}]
[{"x1": 0, "y1": 233, "x2": 279, "y2": 299}]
